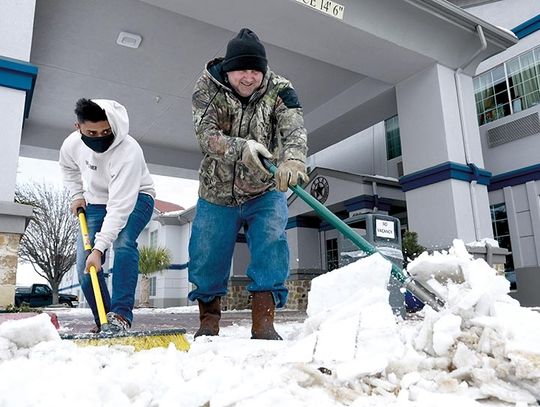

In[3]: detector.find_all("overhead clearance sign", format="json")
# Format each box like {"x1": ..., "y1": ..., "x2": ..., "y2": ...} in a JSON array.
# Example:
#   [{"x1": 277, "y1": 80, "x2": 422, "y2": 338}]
[{"x1": 295, "y1": 0, "x2": 345, "y2": 20}]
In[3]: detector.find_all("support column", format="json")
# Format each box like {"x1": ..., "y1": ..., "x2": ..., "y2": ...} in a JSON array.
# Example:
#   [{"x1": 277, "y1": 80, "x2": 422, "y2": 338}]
[
  {"x1": 0, "y1": 0, "x2": 37, "y2": 307},
  {"x1": 0, "y1": 204, "x2": 33, "y2": 306},
  {"x1": 396, "y1": 63, "x2": 493, "y2": 249}
]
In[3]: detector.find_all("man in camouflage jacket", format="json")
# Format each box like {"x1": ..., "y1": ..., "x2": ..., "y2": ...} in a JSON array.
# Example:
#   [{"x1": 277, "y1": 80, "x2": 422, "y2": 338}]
[{"x1": 188, "y1": 28, "x2": 308, "y2": 340}]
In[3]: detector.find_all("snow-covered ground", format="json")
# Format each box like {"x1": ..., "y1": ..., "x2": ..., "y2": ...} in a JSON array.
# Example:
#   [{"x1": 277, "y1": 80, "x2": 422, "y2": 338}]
[{"x1": 1, "y1": 240, "x2": 539, "y2": 406}]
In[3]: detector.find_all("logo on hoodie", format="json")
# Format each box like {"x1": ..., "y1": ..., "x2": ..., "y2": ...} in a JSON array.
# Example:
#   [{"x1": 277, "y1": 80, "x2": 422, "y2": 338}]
[{"x1": 85, "y1": 160, "x2": 97, "y2": 171}]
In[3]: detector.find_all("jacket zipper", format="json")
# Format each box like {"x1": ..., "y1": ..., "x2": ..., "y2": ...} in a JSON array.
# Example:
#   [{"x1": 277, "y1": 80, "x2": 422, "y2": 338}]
[{"x1": 231, "y1": 103, "x2": 247, "y2": 205}]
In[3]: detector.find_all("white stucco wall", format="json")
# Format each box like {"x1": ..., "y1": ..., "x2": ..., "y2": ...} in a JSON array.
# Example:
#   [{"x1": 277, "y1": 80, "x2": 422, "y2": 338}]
[
  {"x1": 1, "y1": 90, "x2": 26, "y2": 202},
  {"x1": 477, "y1": 32, "x2": 540, "y2": 75},
  {"x1": 133, "y1": 220, "x2": 192, "y2": 306},
  {"x1": 397, "y1": 64, "x2": 471, "y2": 174},
  {"x1": 406, "y1": 180, "x2": 477, "y2": 247},
  {"x1": 499, "y1": 181, "x2": 540, "y2": 269},
  {"x1": 466, "y1": 0, "x2": 540, "y2": 31},
  {"x1": 287, "y1": 227, "x2": 322, "y2": 271},
  {"x1": 0, "y1": 1, "x2": 37, "y2": 203},
  {"x1": 307, "y1": 123, "x2": 401, "y2": 178},
  {"x1": 479, "y1": 105, "x2": 540, "y2": 176},
  {"x1": 162, "y1": 224, "x2": 186, "y2": 264},
  {"x1": 0, "y1": 0, "x2": 36, "y2": 61},
  {"x1": 232, "y1": 242, "x2": 250, "y2": 277},
  {"x1": 469, "y1": 0, "x2": 540, "y2": 74}
]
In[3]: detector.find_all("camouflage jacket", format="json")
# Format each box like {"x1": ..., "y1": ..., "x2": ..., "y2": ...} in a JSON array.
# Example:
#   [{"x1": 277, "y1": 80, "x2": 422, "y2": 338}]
[{"x1": 192, "y1": 58, "x2": 308, "y2": 206}]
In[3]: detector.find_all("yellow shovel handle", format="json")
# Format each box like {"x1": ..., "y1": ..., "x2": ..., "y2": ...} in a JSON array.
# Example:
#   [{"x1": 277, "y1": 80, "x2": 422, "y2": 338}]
[{"x1": 77, "y1": 208, "x2": 108, "y2": 326}]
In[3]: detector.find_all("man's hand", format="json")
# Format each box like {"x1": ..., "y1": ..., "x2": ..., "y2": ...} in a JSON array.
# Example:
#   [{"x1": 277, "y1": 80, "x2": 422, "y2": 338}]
[
  {"x1": 276, "y1": 160, "x2": 308, "y2": 192},
  {"x1": 241, "y1": 140, "x2": 273, "y2": 176},
  {"x1": 71, "y1": 198, "x2": 87, "y2": 217},
  {"x1": 85, "y1": 249, "x2": 103, "y2": 274}
]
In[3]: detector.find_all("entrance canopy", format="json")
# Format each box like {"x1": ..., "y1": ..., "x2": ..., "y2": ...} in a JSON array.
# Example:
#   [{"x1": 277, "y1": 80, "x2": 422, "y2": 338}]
[{"x1": 21, "y1": 0, "x2": 516, "y2": 178}]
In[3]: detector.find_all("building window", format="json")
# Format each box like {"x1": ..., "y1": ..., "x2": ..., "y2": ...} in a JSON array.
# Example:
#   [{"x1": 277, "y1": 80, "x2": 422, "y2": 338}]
[
  {"x1": 490, "y1": 203, "x2": 515, "y2": 273},
  {"x1": 474, "y1": 65, "x2": 510, "y2": 124},
  {"x1": 149, "y1": 276, "x2": 156, "y2": 297},
  {"x1": 474, "y1": 46, "x2": 540, "y2": 126},
  {"x1": 384, "y1": 115, "x2": 402, "y2": 160},
  {"x1": 150, "y1": 230, "x2": 158, "y2": 248},
  {"x1": 326, "y1": 238, "x2": 339, "y2": 271},
  {"x1": 507, "y1": 49, "x2": 540, "y2": 113}
]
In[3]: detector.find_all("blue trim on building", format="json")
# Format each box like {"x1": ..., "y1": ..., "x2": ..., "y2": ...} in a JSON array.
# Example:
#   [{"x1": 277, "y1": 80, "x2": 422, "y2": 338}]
[
  {"x1": 319, "y1": 213, "x2": 349, "y2": 232},
  {"x1": 399, "y1": 161, "x2": 491, "y2": 192},
  {"x1": 512, "y1": 14, "x2": 540, "y2": 39},
  {"x1": 488, "y1": 163, "x2": 540, "y2": 191},
  {"x1": 59, "y1": 284, "x2": 80, "y2": 292},
  {"x1": 0, "y1": 56, "x2": 38, "y2": 118},
  {"x1": 343, "y1": 195, "x2": 392, "y2": 213},
  {"x1": 169, "y1": 263, "x2": 189, "y2": 270},
  {"x1": 286, "y1": 216, "x2": 321, "y2": 230}
]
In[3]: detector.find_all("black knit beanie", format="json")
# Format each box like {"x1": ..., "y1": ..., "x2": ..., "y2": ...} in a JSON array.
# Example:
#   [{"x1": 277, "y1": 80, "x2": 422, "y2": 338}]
[{"x1": 222, "y1": 28, "x2": 268, "y2": 74}]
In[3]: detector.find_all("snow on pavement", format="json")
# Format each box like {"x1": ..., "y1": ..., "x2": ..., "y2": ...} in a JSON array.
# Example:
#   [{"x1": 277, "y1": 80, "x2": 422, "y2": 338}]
[{"x1": 0, "y1": 240, "x2": 539, "y2": 406}]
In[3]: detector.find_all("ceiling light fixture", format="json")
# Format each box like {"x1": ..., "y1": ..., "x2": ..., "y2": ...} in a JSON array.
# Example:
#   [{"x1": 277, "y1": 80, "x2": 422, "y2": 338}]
[{"x1": 116, "y1": 32, "x2": 142, "y2": 49}]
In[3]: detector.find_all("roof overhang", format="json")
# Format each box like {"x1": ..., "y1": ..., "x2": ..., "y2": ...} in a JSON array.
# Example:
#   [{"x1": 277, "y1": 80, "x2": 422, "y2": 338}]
[{"x1": 19, "y1": 0, "x2": 517, "y2": 177}]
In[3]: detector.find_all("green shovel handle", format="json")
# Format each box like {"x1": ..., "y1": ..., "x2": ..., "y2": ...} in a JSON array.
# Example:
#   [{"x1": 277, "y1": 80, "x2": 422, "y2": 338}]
[{"x1": 261, "y1": 157, "x2": 445, "y2": 311}]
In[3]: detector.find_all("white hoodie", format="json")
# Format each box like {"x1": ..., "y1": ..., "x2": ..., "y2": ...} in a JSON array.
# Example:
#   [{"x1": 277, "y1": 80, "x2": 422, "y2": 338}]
[{"x1": 59, "y1": 99, "x2": 155, "y2": 254}]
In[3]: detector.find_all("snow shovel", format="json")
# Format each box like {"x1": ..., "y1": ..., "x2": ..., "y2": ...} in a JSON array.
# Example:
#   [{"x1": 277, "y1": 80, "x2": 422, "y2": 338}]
[
  {"x1": 59, "y1": 208, "x2": 190, "y2": 351},
  {"x1": 263, "y1": 159, "x2": 445, "y2": 311}
]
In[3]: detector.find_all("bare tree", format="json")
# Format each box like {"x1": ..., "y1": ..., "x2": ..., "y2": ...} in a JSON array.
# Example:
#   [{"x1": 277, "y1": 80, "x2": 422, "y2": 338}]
[{"x1": 16, "y1": 182, "x2": 78, "y2": 304}]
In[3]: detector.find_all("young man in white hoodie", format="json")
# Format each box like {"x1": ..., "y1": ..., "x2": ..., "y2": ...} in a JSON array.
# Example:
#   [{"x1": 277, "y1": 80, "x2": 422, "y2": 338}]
[{"x1": 59, "y1": 98, "x2": 155, "y2": 333}]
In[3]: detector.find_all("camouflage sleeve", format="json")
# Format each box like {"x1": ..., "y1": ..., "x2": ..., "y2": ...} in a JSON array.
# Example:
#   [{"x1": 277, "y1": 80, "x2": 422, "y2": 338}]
[
  {"x1": 275, "y1": 84, "x2": 308, "y2": 164},
  {"x1": 192, "y1": 75, "x2": 246, "y2": 162}
]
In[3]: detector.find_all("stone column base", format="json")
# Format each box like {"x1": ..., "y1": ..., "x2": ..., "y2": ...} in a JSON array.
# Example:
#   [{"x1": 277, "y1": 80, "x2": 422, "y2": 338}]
[
  {"x1": 0, "y1": 233, "x2": 23, "y2": 308},
  {"x1": 465, "y1": 242, "x2": 509, "y2": 273},
  {"x1": 224, "y1": 269, "x2": 325, "y2": 311},
  {"x1": 285, "y1": 269, "x2": 324, "y2": 311},
  {"x1": 0, "y1": 202, "x2": 34, "y2": 309},
  {"x1": 223, "y1": 276, "x2": 251, "y2": 310}
]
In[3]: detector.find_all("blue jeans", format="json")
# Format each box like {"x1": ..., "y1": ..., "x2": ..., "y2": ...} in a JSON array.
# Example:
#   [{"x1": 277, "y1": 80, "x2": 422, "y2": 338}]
[
  {"x1": 77, "y1": 193, "x2": 154, "y2": 325},
  {"x1": 188, "y1": 190, "x2": 290, "y2": 308}
]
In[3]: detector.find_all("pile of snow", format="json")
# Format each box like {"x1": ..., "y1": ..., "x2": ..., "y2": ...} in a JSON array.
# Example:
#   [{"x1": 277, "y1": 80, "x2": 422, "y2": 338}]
[
  {"x1": 1, "y1": 240, "x2": 539, "y2": 406},
  {"x1": 302, "y1": 253, "x2": 403, "y2": 379},
  {"x1": 496, "y1": 25, "x2": 518, "y2": 39},
  {"x1": 0, "y1": 313, "x2": 59, "y2": 359},
  {"x1": 402, "y1": 241, "x2": 540, "y2": 404},
  {"x1": 466, "y1": 238, "x2": 500, "y2": 248}
]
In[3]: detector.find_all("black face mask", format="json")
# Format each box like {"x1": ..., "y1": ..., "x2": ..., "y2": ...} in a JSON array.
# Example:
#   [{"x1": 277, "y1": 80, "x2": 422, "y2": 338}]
[{"x1": 80, "y1": 132, "x2": 115, "y2": 153}]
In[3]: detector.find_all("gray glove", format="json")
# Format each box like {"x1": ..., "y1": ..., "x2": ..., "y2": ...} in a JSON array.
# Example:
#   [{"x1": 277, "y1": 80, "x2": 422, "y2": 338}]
[
  {"x1": 276, "y1": 160, "x2": 308, "y2": 192},
  {"x1": 241, "y1": 140, "x2": 273, "y2": 176}
]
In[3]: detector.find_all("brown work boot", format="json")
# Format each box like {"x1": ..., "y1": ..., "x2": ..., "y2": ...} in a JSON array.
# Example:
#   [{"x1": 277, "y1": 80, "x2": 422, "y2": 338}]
[
  {"x1": 251, "y1": 292, "x2": 283, "y2": 340},
  {"x1": 194, "y1": 297, "x2": 221, "y2": 338}
]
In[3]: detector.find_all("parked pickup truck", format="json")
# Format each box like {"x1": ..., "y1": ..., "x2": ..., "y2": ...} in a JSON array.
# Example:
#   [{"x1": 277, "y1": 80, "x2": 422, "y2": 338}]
[{"x1": 15, "y1": 284, "x2": 78, "y2": 308}]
